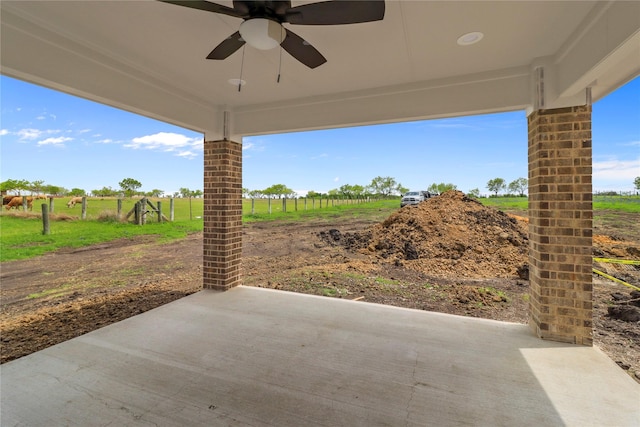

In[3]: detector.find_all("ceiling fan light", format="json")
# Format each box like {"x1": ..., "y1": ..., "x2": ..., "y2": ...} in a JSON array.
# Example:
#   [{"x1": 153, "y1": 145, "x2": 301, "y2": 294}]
[{"x1": 239, "y1": 18, "x2": 285, "y2": 50}]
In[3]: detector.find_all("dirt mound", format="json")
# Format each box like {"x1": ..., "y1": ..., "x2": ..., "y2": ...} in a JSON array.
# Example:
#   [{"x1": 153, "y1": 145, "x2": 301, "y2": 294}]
[{"x1": 320, "y1": 191, "x2": 528, "y2": 278}]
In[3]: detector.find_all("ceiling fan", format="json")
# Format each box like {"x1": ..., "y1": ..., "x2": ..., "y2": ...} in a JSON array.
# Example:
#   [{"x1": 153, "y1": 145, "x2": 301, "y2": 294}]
[{"x1": 159, "y1": 1, "x2": 386, "y2": 69}]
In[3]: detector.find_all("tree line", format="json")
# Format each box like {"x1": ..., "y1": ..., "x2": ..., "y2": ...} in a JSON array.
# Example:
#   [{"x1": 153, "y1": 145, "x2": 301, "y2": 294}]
[
  {"x1": 244, "y1": 176, "x2": 410, "y2": 199},
  {"x1": 5, "y1": 175, "x2": 637, "y2": 200},
  {"x1": 0, "y1": 178, "x2": 203, "y2": 199}
]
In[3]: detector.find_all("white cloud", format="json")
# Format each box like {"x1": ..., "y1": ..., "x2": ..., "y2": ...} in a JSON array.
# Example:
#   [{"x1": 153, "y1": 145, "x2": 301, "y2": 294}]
[
  {"x1": 125, "y1": 132, "x2": 202, "y2": 156},
  {"x1": 16, "y1": 128, "x2": 61, "y2": 141},
  {"x1": 17, "y1": 128, "x2": 43, "y2": 140},
  {"x1": 593, "y1": 157, "x2": 640, "y2": 181},
  {"x1": 242, "y1": 139, "x2": 265, "y2": 152},
  {"x1": 37, "y1": 136, "x2": 72, "y2": 147},
  {"x1": 0, "y1": 129, "x2": 9, "y2": 136},
  {"x1": 36, "y1": 113, "x2": 57, "y2": 121},
  {"x1": 176, "y1": 150, "x2": 197, "y2": 159},
  {"x1": 334, "y1": 176, "x2": 340, "y2": 182},
  {"x1": 95, "y1": 138, "x2": 114, "y2": 144},
  {"x1": 622, "y1": 140, "x2": 640, "y2": 147}
]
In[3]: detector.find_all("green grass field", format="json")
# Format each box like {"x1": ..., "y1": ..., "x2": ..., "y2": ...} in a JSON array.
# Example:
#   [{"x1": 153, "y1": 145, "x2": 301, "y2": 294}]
[
  {"x1": 0, "y1": 197, "x2": 398, "y2": 262},
  {"x1": 1, "y1": 194, "x2": 637, "y2": 262},
  {"x1": 480, "y1": 195, "x2": 640, "y2": 213}
]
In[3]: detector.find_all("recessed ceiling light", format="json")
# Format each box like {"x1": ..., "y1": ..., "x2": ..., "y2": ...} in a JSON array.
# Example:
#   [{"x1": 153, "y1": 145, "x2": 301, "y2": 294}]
[
  {"x1": 228, "y1": 78, "x2": 246, "y2": 86},
  {"x1": 457, "y1": 32, "x2": 484, "y2": 46}
]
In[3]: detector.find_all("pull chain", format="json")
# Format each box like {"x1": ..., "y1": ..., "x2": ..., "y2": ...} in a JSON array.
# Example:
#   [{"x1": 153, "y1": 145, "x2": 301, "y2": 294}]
[
  {"x1": 277, "y1": 26, "x2": 283, "y2": 83},
  {"x1": 238, "y1": 45, "x2": 246, "y2": 92}
]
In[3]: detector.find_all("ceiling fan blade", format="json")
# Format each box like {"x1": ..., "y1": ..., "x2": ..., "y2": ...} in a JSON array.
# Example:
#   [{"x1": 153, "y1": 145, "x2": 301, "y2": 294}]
[
  {"x1": 281, "y1": 28, "x2": 326, "y2": 69},
  {"x1": 285, "y1": 0, "x2": 385, "y2": 25},
  {"x1": 158, "y1": 1, "x2": 248, "y2": 19},
  {"x1": 206, "y1": 31, "x2": 246, "y2": 60}
]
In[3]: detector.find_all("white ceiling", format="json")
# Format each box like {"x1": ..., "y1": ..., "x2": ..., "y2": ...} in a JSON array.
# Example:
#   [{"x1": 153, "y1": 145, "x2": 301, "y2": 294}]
[{"x1": 1, "y1": 1, "x2": 639, "y2": 140}]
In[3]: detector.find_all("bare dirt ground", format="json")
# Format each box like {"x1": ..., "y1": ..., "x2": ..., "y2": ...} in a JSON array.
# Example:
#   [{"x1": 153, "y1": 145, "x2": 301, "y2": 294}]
[{"x1": 1, "y1": 192, "x2": 639, "y2": 383}]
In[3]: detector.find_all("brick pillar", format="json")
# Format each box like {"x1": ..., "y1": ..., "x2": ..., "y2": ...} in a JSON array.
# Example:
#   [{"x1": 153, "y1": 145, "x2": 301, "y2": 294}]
[
  {"x1": 203, "y1": 140, "x2": 242, "y2": 290},
  {"x1": 528, "y1": 105, "x2": 593, "y2": 345}
]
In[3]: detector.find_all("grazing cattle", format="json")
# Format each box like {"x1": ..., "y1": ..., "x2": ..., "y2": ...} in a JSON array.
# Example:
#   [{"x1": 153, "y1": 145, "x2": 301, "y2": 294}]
[
  {"x1": 5, "y1": 196, "x2": 34, "y2": 211},
  {"x1": 67, "y1": 197, "x2": 84, "y2": 208},
  {"x1": 3, "y1": 195, "x2": 16, "y2": 206}
]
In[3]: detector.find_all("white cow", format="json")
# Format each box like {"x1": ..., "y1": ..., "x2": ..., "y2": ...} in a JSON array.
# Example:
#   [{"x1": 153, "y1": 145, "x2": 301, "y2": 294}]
[{"x1": 67, "y1": 197, "x2": 84, "y2": 208}]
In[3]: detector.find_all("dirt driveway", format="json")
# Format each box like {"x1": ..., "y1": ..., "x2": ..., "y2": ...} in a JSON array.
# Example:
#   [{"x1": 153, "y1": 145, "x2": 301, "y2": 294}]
[{"x1": 1, "y1": 196, "x2": 639, "y2": 383}]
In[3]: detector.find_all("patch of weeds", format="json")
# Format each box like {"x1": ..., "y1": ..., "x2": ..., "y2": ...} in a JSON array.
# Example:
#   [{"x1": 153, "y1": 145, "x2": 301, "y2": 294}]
[
  {"x1": 119, "y1": 267, "x2": 145, "y2": 276},
  {"x1": 342, "y1": 272, "x2": 367, "y2": 280},
  {"x1": 322, "y1": 288, "x2": 337, "y2": 297},
  {"x1": 27, "y1": 284, "x2": 74, "y2": 299},
  {"x1": 478, "y1": 286, "x2": 510, "y2": 302},
  {"x1": 375, "y1": 277, "x2": 400, "y2": 286}
]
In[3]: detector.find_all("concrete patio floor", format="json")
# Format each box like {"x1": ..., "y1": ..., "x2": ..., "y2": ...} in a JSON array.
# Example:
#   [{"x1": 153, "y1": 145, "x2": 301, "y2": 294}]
[{"x1": 1, "y1": 286, "x2": 638, "y2": 426}]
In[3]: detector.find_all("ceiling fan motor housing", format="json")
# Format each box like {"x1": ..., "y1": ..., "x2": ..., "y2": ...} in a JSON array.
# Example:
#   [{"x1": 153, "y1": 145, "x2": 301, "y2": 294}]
[{"x1": 239, "y1": 18, "x2": 285, "y2": 50}]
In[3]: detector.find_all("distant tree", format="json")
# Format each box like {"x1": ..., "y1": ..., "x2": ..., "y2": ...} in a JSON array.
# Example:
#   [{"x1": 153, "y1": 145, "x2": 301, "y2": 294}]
[
  {"x1": 508, "y1": 177, "x2": 528, "y2": 196},
  {"x1": 328, "y1": 188, "x2": 340, "y2": 196},
  {"x1": 69, "y1": 188, "x2": 86, "y2": 196},
  {"x1": 263, "y1": 184, "x2": 294, "y2": 198},
  {"x1": 93, "y1": 186, "x2": 117, "y2": 197},
  {"x1": 338, "y1": 184, "x2": 359, "y2": 198},
  {"x1": 468, "y1": 188, "x2": 481, "y2": 198},
  {"x1": 634, "y1": 176, "x2": 640, "y2": 191},
  {"x1": 306, "y1": 190, "x2": 320, "y2": 198},
  {"x1": 192, "y1": 189, "x2": 203, "y2": 198},
  {"x1": 146, "y1": 189, "x2": 164, "y2": 198},
  {"x1": 396, "y1": 184, "x2": 409, "y2": 196},
  {"x1": 172, "y1": 191, "x2": 180, "y2": 198},
  {"x1": 242, "y1": 187, "x2": 250, "y2": 198},
  {"x1": 29, "y1": 180, "x2": 45, "y2": 194},
  {"x1": 428, "y1": 182, "x2": 457, "y2": 194},
  {"x1": 43, "y1": 185, "x2": 64, "y2": 196},
  {"x1": 119, "y1": 178, "x2": 142, "y2": 197},
  {"x1": 369, "y1": 176, "x2": 400, "y2": 197},
  {"x1": 487, "y1": 178, "x2": 506, "y2": 196},
  {"x1": 0, "y1": 178, "x2": 30, "y2": 195},
  {"x1": 248, "y1": 189, "x2": 263, "y2": 198},
  {"x1": 178, "y1": 187, "x2": 194, "y2": 198}
]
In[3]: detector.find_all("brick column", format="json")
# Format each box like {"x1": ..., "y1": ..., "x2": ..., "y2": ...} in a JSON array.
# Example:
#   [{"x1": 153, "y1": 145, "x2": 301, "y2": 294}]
[
  {"x1": 528, "y1": 105, "x2": 593, "y2": 345},
  {"x1": 203, "y1": 140, "x2": 242, "y2": 290}
]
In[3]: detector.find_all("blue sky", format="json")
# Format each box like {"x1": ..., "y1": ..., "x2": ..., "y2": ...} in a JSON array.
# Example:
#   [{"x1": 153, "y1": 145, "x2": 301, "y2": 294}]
[{"x1": 1, "y1": 75, "x2": 638, "y2": 196}]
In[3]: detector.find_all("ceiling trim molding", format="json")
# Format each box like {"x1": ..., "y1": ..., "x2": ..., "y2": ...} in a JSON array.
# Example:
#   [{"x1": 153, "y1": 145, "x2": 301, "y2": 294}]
[
  {"x1": 1, "y1": 7, "x2": 217, "y2": 118},
  {"x1": 232, "y1": 70, "x2": 531, "y2": 137}
]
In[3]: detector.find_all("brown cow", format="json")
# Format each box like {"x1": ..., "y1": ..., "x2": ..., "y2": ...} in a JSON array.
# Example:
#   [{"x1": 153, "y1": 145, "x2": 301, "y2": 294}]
[
  {"x1": 3, "y1": 195, "x2": 16, "y2": 206},
  {"x1": 67, "y1": 197, "x2": 84, "y2": 208},
  {"x1": 5, "y1": 196, "x2": 34, "y2": 211}
]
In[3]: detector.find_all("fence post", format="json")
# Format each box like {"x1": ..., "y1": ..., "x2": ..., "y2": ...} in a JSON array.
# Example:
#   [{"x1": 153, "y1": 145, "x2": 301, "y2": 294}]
[
  {"x1": 295, "y1": 198, "x2": 298, "y2": 211},
  {"x1": 282, "y1": 197, "x2": 286, "y2": 213},
  {"x1": 22, "y1": 196, "x2": 28, "y2": 211},
  {"x1": 81, "y1": 196, "x2": 87, "y2": 220},
  {"x1": 41, "y1": 203, "x2": 50, "y2": 235},
  {"x1": 157, "y1": 201, "x2": 163, "y2": 223},
  {"x1": 170, "y1": 198, "x2": 175, "y2": 221},
  {"x1": 268, "y1": 197, "x2": 272, "y2": 214},
  {"x1": 49, "y1": 197, "x2": 54, "y2": 213},
  {"x1": 135, "y1": 201, "x2": 143, "y2": 225},
  {"x1": 312, "y1": 198, "x2": 315, "y2": 209},
  {"x1": 304, "y1": 197, "x2": 307, "y2": 210},
  {"x1": 251, "y1": 198, "x2": 255, "y2": 214}
]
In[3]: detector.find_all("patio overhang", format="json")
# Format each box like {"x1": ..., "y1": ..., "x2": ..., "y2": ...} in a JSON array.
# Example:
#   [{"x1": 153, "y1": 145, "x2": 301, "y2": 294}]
[{"x1": 1, "y1": 1, "x2": 638, "y2": 140}]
